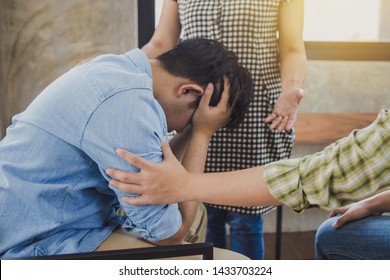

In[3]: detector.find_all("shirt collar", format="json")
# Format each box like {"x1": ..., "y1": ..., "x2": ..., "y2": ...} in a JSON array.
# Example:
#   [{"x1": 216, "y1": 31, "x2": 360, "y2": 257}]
[{"x1": 125, "y1": 48, "x2": 152, "y2": 79}]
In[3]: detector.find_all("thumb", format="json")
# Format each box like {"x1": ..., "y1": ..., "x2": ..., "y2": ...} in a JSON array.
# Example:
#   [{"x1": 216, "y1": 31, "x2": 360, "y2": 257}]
[
  {"x1": 332, "y1": 215, "x2": 347, "y2": 229},
  {"x1": 296, "y1": 88, "x2": 304, "y2": 104}
]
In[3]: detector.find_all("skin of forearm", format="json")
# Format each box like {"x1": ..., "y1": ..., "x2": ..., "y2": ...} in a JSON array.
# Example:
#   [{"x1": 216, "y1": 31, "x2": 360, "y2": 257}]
[
  {"x1": 278, "y1": 0, "x2": 306, "y2": 93},
  {"x1": 181, "y1": 131, "x2": 211, "y2": 173},
  {"x1": 141, "y1": 0, "x2": 180, "y2": 60},
  {"x1": 141, "y1": 41, "x2": 170, "y2": 59},
  {"x1": 162, "y1": 131, "x2": 213, "y2": 244},
  {"x1": 168, "y1": 126, "x2": 193, "y2": 162},
  {"x1": 178, "y1": 131, "x2": 213, "y2": 222},
  {"x1": 280, "y1": 51, "x2": 307, "y2": 92},
  {"x1": 366, "y1": 189, "x2": 390, "y2": 214},
  {"x1": 186, "y1": 166, "x2": 283, "y2": 207}
]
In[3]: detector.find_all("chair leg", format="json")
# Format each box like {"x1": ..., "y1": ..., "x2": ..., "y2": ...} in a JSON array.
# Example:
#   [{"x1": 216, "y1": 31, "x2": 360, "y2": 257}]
[{"x1": 275, "y1": 205, "x2": 283, "y2": 259}]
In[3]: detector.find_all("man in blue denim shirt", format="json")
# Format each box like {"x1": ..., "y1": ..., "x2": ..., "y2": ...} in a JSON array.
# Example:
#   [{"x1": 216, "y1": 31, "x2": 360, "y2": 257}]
[{"x1": 0, "y1": 38, "x2": 253, "y2": 259}]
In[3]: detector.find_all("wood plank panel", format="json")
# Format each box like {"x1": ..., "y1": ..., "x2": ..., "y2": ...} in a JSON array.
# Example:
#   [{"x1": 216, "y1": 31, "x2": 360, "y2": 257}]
[{"x1": 295, "y1": 113, "x2": 377, "y2": 145}]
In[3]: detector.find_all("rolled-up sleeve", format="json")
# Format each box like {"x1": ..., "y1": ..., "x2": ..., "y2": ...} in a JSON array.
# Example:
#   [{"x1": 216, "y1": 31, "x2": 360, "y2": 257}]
[
  {"x1": 264, "y1": 158, "x2": 309, "y2": 212},
  {"x1": 118, "y1": 201, "x2": 182, "y2": 242},
  {"x1": 264, "y1": 109, "x2": 390, "y2": 213}
]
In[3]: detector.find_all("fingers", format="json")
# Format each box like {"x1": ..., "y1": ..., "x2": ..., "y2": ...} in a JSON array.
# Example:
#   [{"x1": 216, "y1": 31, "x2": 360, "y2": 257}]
[
  {"x1": 107, "y1": 168, "x2": 151, "y2": 206},
  {"x1": 106, "y1": 167, "x2": 141, "y2": 184},
  {"x1": 265, "y1": 88, "x2": 304, "y2": 132},
  {"x1": 115, "y1": 148, "x2": 150, "y2": 170},
  {"x1": 332, "y1": 214, "x2": 349, "y2": 229},
  {"x1": 109, "y1": 179, "x2": 143, "y2": 194},
  {"x1": 218, "y1": 76, "x2": 231, "y2": 108},
  {"x1": 108, "y1": 137, "x2": 170, "y2": 175},
  {"x1": 279, "y1": 116, "x2": 289, "y2": 132},
  {"x1": 199, "y1": 83, "x2": 213, "y2": 108},
  {"x1": 329, "y1": 207, "x2": 347, "y2": 218},
  {"x1": 269, "y1": 116, "x2": 283, "y2": 131},
  {"x1": 266, "y1": 114, "x2": 290, "y2": 132},
  {"x1": 329, "y1": 207, "x2": 349, "y2": 229},
  {"x1": 106, "y1": 138, "x2": 174, "y2": 207},
  {"x1": 264, "y1": 112, "x2": 277, "y2": 124},
  {"x1": 107, "y1": 138, "x2": 171, "y2": 184},
  {"x1": 285, "y1": 117, "x2": 295, "y2": 132},
  {"x1": 265, "y1": 109, "x2": 299, "y2": 132}
]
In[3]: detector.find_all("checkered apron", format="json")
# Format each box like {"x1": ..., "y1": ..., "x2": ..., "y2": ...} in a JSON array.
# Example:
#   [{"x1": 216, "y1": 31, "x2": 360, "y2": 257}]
[{"x1": 176, "y1": 0, "x2": 294, "y2": 215}]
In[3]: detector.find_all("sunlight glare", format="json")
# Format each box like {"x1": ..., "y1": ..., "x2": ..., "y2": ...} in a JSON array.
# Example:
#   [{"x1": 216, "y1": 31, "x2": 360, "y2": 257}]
[{"x1": 304, "y1": 0, "x2": 381, "y2": 41}]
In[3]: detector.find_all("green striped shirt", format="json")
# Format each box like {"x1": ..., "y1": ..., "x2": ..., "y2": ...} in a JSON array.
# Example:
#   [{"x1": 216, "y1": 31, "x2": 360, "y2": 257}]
[{"x1": 264, "y1": 109, "x2": 390, "y2": 213}]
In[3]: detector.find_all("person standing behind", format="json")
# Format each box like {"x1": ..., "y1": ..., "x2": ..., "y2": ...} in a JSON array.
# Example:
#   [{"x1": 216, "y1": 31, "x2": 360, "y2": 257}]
[{"x1": 142, "y1": 0, "x2": 307, "y2": 259}]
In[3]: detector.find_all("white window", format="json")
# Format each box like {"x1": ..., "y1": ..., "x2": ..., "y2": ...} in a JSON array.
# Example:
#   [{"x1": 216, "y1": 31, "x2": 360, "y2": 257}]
[
  {"x1": 154, "y1": 0, "x2": 163, "y2": 27},
  {"x1": 304, "y1": 0, "x2": 390, "y2": 42}
]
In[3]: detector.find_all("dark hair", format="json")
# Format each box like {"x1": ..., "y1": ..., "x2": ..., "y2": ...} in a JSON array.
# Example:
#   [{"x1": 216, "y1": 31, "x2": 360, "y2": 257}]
[{"x1": 156, "y1": 38, "x2": 253, "y2": 129}]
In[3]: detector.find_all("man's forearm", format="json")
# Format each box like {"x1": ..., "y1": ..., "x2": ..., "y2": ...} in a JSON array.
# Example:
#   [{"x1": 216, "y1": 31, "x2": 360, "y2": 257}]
[
  {"x1": 182, "y1": 128, "x2": 280, "y2": 207},
  {"x1": 367, "y1": 189, "x2": 390, "y2": 214},
  {"x1": 181, "y1": 131, "x2": 211, "y2": 173},
  {"x1": 185, "y1": 166, "x2": 282, "y2": 207},
  {"x1": 171, "y1": 130, "x2": 213, "y2": 243},
  {"x1": 168, "y1": 126, "x2": 192, "y2": 162}
]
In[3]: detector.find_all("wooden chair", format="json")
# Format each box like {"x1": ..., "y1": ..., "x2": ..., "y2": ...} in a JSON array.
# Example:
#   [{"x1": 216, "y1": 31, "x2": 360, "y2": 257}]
[{"x1": 26, "y1": 242, "x2": 214, "y2": 260}]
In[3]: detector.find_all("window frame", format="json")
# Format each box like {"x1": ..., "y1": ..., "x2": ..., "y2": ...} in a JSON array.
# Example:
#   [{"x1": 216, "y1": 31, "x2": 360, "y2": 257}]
[
  {"x1": 305, "y1": 41, "x2": 390, "y2": 61},
  {"x1": 138, "y1": 0, "x2": 155, "y2": 48}
]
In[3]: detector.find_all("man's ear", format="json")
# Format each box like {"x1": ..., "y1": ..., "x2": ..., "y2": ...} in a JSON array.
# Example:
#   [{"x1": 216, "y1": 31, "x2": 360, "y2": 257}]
[{"x1": 177, "y1": 84, "x2": 205, "y2": 98}]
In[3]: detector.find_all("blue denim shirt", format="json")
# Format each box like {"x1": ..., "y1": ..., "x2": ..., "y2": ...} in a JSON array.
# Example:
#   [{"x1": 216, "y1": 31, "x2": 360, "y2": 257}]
[{"x1": 0, "y1": 49, "x2": 182, "y2": 259}]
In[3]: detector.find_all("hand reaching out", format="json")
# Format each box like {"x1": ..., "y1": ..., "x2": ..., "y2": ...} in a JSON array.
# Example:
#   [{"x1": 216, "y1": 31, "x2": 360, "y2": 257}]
[
  {"x1": 106, "y1": 138, "x2": 189, "y2": 205},
  {"x1": 265, "y1": 87, "x2": 304, "y2": 132}
]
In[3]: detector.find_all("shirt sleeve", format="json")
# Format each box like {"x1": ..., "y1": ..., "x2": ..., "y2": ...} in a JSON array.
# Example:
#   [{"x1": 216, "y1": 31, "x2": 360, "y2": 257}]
[
  {"x1": 80, "y1": 89, "x2": 182, "y2": 242},
  {"x1": 264, "y1": 109, "x2": 390, "y2": 213}
]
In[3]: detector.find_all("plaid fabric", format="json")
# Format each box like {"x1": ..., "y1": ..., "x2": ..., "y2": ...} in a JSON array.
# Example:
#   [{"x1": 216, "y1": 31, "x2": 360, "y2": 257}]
[
  {"x1": 265, "y1": 109, "x2": 390, "y2": 213},
  {"x1": 176, "y1": 0, "x2": 293, "y2": 215}
]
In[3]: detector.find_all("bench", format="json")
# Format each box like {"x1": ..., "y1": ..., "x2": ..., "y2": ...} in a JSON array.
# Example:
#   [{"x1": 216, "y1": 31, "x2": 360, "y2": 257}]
[{"x1": 295, "y1": 112, "x2": 377, "y2": 145}]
